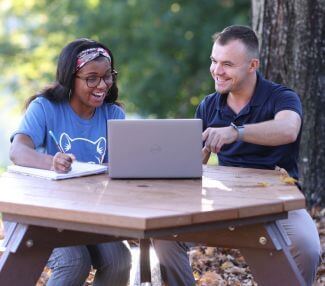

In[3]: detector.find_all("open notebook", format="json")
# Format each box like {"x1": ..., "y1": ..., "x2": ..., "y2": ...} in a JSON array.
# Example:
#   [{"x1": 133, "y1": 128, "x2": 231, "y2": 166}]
[{"x1": 7, "y1": 161, "x2": 108, "y2": 180}]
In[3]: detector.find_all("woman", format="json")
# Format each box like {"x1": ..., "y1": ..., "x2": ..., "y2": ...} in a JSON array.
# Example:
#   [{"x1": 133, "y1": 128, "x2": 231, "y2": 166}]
[{"x1": 9, "y1": 38, "x2": 131, "y2": 286}]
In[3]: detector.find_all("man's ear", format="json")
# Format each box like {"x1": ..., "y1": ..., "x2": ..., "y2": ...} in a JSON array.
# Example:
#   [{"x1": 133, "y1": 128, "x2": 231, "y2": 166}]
[{"x1": 249, "y1": 58, "x2": 260, "y2": 72}]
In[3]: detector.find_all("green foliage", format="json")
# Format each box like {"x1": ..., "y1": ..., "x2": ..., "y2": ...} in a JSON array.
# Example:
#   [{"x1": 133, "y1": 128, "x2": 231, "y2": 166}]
[
  {"x1": 207, "y1": 153, "x2": 218, "y2": 165},
  {"x1": 0, "y1": 0, "x2": 250, "y2": 117}
]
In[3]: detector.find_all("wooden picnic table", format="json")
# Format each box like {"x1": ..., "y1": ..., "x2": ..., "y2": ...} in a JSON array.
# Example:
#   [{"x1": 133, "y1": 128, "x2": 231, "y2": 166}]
[{"x1": 0, "y1": 165, "x2": 306, "y2": 285}]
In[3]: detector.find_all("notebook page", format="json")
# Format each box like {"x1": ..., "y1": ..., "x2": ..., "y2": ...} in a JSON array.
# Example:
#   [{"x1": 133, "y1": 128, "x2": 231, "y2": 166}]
[{"x1": 7, "y1": 161, "x2": 108, "y2": 180}]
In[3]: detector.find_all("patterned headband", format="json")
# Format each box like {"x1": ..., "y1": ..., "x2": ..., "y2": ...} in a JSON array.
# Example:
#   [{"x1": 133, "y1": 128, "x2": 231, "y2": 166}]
[{"x1": 75, "y1": 47, "x2": 111, "y2": 72}]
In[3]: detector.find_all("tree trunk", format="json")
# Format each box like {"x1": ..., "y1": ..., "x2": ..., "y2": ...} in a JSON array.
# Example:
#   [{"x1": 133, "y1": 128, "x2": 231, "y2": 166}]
[{"x1": 251, "y1": 0, "x2": 325, "y2": 207}]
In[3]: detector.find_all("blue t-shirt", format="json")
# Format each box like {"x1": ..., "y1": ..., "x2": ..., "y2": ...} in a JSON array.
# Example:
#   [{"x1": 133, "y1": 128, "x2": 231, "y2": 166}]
[
  {"x1": 195, "y1": 72, "x2": 303, "y2": 179},
  {"x1": 12, "y1": 97, "x2": 125, "y2": 164}
]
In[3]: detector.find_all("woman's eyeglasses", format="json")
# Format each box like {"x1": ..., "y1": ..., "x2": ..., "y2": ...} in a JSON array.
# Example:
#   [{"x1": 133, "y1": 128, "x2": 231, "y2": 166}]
[{"x1": 75, "y1": 70, "x2": 117, "y2": 88}]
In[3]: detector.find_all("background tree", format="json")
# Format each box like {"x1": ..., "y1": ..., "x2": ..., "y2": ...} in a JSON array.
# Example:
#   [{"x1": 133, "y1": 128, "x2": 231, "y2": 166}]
[
  {"x1": 0, "y1": 0, "x2": 250, "y2": 118},
  {"x1": 251, "y1": 0, "x2": 325, "y2": 207}
]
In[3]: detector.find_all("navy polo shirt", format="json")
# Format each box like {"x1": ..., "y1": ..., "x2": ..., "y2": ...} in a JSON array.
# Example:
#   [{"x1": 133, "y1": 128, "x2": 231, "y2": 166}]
[{"x1": 195, "y1": 72, "x2": 303, "y2": 179}]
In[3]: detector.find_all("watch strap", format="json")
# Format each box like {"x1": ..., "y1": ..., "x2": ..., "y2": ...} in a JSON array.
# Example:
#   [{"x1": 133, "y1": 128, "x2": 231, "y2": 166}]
[{"x1": 230, "y1": 122, "x2": 245, "y2": 141}]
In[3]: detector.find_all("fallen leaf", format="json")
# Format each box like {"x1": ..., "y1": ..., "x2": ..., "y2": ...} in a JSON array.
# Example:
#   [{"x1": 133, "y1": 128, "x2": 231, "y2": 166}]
[
  {"x1": 193, "y1": 270, "x2": 201, "y2": 281},
  {"x1": 280, "y1": 175, "x2": 297, "y2": 185},
  {"x1": 275, "y1": 166, "x2": 289, "y2": 176},
  {"x1": 257, "y1": 182, "x2": 269, "y2": 187},
  {"x1": 204, "y1": 247, "x2": 215, "y2": 257},
  {"x1": 225, "y1": 266, "x2": 247, "y2": 274},
  {"x1": 198, "y1": 271, "x2": 225, "y2": 286},
  {"x1": 221, "y1": 261, "x2": 234, "y2": 270}
]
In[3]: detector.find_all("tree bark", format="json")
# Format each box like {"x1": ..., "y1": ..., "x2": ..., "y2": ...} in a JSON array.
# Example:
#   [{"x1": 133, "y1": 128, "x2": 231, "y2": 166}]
[{"x1": 251, "y1": 0, "x2": 325, "y2": 207}]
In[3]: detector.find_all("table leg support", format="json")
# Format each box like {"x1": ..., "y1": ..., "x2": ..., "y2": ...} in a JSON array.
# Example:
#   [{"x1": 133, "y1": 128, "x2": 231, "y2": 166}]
[
  {"x1": 239, "y1": 222, "x2": 306, "y2": 286},
  {"x1": 0, "y1": 223, "x2": 53, "y2": 285},
  {"x1": 0, "y1": 222, "x2": 129, "y2": 285},
  {"x1": 155, "y1": 219, "x2": 307, "y2": 286},
  {"x1": 140, "y1": 239, "x2": 152, "y2": 285}
]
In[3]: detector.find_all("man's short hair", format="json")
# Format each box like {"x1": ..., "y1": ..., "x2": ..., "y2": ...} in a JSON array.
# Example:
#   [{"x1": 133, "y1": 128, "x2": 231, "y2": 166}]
[{"x1": 213, "y1": 25, "x2": 259, "y2": 58}]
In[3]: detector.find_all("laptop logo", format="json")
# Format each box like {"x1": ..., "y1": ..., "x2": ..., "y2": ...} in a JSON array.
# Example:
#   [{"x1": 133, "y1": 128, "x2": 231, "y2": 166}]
[{"x1": 150, "y1": 144, "x2": 162, "y2": 153}]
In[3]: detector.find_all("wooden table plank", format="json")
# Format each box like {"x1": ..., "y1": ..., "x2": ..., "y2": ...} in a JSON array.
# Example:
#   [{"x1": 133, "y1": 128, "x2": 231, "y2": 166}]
[{"x1": 0, "y1": 165, "x2": 305, "y2": 231}]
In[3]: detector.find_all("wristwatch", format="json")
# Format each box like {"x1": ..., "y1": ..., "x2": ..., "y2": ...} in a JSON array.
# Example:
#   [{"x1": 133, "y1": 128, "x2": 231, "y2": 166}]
[{"x1": 230, "y1": 122, "x2": 245, "y2": 141}]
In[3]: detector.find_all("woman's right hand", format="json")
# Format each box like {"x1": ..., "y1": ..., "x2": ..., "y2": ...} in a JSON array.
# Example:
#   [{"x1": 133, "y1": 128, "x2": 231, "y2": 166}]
[{"x1": 51, "y1": 152, "x2": 76, "y2": 173}]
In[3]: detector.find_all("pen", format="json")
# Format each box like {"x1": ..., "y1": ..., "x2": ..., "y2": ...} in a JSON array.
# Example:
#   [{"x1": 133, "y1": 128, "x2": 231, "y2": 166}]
[{"x1": 49, "y1": 130, "x2": 65, "y2": 153}]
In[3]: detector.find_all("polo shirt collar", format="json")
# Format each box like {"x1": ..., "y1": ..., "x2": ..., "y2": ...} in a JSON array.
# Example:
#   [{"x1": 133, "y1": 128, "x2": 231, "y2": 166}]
[{"x1": 215, "y1": 71, "x2": 270, "y2": 112}]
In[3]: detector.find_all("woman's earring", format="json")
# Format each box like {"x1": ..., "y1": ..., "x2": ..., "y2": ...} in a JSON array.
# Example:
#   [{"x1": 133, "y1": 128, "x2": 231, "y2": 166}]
[{"x1": 68, "y1": 89, "x2": 72, "y2": 101}]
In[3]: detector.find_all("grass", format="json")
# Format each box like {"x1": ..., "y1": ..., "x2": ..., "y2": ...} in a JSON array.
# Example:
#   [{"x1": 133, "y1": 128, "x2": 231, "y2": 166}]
[
  {"x1": 207, "y1": 153, "x2": 218, "y2": 165},
  {"x1": 0, "y1": 165, "x2": 6, "y2": 175}
]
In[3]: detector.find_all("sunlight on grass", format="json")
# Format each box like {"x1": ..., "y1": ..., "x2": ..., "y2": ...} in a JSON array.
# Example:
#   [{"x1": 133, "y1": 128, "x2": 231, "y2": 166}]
[{"x1": 207, "y1": 153, "x2": 218, "y2": 165}]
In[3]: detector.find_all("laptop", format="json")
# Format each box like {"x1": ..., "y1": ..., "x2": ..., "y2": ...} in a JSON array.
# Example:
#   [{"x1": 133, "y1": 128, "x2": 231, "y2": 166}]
[{"x1": 108, "y1": 119, "x2": 202, "y2": 179}]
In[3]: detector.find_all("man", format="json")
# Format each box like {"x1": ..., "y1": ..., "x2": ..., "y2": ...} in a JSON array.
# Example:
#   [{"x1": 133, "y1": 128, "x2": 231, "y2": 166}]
[{"x1": 153, "y1": 25, "x2": 321, "y2": 286}]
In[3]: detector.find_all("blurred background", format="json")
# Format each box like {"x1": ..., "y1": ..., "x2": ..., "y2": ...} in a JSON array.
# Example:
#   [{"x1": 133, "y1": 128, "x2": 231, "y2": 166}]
[
  {"x1": 0, "y1": 2, "x2": 324, "y2": 284},
  {"x1": 0, "y1": 0, "x2": 250, "y2": 169}
]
